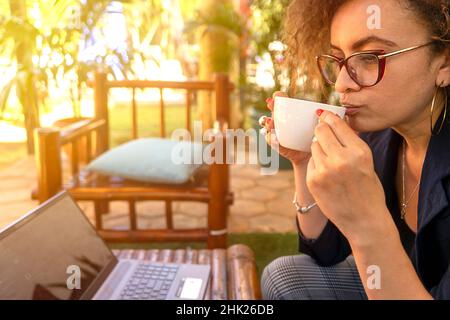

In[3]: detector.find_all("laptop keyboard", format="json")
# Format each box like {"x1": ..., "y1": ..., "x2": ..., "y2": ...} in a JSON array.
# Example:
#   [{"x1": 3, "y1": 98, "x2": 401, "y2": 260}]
[{"x1": 119, "y1": 262, "x2": 179, "y2": 300}]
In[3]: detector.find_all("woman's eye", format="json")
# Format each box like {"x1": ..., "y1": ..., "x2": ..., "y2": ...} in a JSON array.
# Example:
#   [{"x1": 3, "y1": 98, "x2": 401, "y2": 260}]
[{"x1": 359, "y1": 55, "x2": 378, "y2": 63}]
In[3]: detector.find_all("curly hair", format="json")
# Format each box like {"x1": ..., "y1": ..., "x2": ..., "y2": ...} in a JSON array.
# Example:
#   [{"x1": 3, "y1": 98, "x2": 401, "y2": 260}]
[{"x1": 283, "y1": 0, "x2": 450, "y2": 99}]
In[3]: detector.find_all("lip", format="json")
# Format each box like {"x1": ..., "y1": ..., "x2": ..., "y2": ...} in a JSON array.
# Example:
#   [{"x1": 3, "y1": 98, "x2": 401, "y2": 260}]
[{"x1": 342, "y1": 105, "x2": 362, "y2": 116}]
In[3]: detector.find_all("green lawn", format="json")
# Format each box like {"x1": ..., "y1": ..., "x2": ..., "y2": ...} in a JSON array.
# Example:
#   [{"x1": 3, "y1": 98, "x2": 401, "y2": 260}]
[
  {"x1": 109, "y1": 101, "x2": 198, "y2": 146},
  {"x1": 108, "y1": 232, "x2": 299, "y2": 278}
]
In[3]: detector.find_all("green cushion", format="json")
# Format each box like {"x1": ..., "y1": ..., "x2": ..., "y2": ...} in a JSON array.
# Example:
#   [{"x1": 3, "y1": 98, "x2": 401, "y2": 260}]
[{"x1": 86, "y1": 138, "x2": 204, "y2": 184}]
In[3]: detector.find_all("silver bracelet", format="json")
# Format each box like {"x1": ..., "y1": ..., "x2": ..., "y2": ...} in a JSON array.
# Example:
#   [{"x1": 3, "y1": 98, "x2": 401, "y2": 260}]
[{"x1": 292, "y1": 193, "x2": 317, "y2": 214}]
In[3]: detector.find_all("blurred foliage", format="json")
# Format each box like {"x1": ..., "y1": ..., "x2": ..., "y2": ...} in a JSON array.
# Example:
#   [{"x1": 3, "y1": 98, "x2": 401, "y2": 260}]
[
  {"x1": 0, "y1": 0, "x2": 251, "y2": 140},
  {"x1": 0, "y1": 0, "x2": 126, "y2": 119},
  {"x1": 0, "y1": 0, "x2": 185, "y2": 121},
  {"x1": 184, "y1": 1, "x2": 243, "y2": 39},
  {"x1": 243, "y1": 0, "x2": 291, "y2": 112},
  {"x1": 250, "y1": 0, "x2": 290, "y2": 58},
  {"x1": 179, "y1": 0, "x2": 202, "y2": 21},
  {"x1": 184, "y1": 0, "x2": 244, "y2": 74}
]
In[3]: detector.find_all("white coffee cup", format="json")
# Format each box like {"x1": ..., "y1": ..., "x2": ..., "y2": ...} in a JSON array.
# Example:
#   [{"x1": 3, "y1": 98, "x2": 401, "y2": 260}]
[{"x1": 274, "y1": 96, "x2": 347, "y2": 152}]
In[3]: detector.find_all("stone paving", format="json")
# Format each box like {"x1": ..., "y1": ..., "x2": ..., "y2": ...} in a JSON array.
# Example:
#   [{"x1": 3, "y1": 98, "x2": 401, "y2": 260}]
[{"x1": 0, "y1": 152, "x2": 297, "y2": 233}]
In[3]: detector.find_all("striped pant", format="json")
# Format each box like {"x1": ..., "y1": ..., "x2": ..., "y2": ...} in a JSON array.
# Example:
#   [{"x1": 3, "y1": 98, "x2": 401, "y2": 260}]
[{"x1": 261, "y1": 254, "x2": 367, "y2": 300}]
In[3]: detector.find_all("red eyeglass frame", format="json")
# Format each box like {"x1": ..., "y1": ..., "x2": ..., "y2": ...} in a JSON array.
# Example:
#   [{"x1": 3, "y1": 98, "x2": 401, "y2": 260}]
[
  {"x1": 316, "y1": 41, "x2": 435, "y2": 88},
  {"x1": 316, "y1": 50, "x2": 386, "y2": 88}
]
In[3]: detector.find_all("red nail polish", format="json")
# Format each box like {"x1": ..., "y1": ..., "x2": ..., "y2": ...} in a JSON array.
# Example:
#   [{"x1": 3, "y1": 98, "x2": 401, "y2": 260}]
[{"x1": 316, "y1": 109, "x2": 324, "y2": 117}]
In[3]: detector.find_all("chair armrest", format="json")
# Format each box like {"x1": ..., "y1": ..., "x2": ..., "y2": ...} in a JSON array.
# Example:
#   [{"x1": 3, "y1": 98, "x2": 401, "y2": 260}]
[
  {"x1": 59, "y1": 118, "x2": 106, "y2": 145},
  {"x1": 33, "y1": 118, "x2": 107, "y2": 203}
]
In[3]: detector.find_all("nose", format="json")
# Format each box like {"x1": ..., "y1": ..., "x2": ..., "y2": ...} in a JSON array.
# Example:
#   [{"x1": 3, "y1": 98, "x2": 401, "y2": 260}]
[{"x1": 334, "y1": 65, "x2": 361, "y2": 94}]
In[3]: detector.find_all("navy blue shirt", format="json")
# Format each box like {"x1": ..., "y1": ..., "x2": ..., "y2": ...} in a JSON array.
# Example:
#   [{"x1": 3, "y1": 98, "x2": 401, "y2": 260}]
[{"x1": 296, "y1": 103, "x2": 450, "y2": 299}]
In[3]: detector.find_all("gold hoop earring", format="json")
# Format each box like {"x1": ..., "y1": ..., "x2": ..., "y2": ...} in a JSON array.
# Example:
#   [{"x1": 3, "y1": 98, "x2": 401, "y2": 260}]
[{"x1": 430, "y1": 85, "x2": 448, "y2": 136}]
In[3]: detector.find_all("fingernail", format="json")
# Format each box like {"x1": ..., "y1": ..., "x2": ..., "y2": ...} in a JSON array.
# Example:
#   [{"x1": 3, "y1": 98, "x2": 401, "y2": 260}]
[{"x1": 316, "y1": 109, "x2": 324, "y2": 117}]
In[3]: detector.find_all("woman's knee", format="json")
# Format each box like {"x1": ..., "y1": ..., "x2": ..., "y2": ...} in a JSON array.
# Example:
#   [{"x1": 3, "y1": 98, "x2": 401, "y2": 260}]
[
  {"x1": 261, "y1": 254, "x2": 366, "y2": 300},
  {"x1": 261, "y1": 254, "x2": 316, "y2": 300},
  {"x1": 261, "y1": 256, "x2": 288, "y2": 300}
]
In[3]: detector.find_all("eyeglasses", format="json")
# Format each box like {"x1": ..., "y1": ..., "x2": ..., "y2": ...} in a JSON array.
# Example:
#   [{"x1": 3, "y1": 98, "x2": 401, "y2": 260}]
[{"x1": 316, "y1": 41, "x2": 435, "y2": 88}]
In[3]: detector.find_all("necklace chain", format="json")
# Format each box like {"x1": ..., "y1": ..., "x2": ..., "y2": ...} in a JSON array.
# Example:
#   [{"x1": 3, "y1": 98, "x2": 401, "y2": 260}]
[{"x1": 401, "y1": 140, "x2": 420, "y2": 220}]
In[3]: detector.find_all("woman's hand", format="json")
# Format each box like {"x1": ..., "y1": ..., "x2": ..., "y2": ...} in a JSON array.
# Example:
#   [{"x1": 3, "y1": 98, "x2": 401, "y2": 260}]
[
  {"x1": 306, "y1": 109, "x2": 394, "y2": 244},
  {"x1": 260, "y1": 91, "x2": 311, "y2": 166}
]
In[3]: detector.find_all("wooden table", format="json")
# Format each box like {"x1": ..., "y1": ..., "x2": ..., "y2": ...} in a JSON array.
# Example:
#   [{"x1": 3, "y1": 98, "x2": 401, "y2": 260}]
[{"x1": 112, "y1": 244, "x2": 261, "y2": 300}]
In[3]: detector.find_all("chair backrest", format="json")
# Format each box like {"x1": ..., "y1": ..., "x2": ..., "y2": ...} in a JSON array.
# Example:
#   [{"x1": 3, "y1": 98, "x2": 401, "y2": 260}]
[
  {"x1": 34, "y1": 72, "x2": 234, "y2": 202},
  {"x1": 33, "y1": 72, "x2": 234, "y2": 248},
  {"x1": 93, "y1": 71, "x2": 234, "y2": 155}
]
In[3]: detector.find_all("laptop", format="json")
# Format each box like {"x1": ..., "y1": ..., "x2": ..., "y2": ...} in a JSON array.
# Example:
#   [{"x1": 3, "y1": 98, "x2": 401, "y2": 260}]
[{"x1": 0, "y1": 191, "x2": 210, "y2": 300}]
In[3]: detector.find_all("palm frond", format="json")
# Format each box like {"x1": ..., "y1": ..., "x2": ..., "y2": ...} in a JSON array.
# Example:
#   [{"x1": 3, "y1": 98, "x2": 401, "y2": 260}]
[{"x1": 0, "y1": 77, "x2": 15, "y2": 119}]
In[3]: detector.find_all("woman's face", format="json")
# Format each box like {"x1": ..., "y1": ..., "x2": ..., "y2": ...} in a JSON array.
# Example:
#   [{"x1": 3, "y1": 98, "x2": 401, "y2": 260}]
[{"x1": 330, "y1": 0, "x2": 448, "y2": 133}]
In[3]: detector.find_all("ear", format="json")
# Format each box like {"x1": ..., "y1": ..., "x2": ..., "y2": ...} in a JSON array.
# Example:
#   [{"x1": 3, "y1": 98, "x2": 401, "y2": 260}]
[{"x1": 436, "y1": 48, "x2": 450, "y2": 87}]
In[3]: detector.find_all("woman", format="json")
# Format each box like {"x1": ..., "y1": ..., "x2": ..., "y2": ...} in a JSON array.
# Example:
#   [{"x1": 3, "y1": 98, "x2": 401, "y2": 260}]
[{"x1": 260, "y1": 0, "x2": 450, "y2": 300}]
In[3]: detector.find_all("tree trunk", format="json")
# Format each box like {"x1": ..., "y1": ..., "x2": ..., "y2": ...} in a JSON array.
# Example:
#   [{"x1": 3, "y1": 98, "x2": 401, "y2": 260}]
[{"x1": 9, "y1": 0, "x2": 40, "y2": 154}]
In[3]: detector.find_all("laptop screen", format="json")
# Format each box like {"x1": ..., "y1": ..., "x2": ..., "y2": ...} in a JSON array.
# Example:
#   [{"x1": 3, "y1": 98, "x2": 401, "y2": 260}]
[{"x1": 0, "y1": 193, "x2": 116, "y2": 300}]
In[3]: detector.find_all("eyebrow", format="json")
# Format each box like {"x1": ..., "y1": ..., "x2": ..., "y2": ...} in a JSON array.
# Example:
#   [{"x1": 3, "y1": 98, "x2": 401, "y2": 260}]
[{"x1": 331, "y1": 36, "x2": 398, "y2": 52}]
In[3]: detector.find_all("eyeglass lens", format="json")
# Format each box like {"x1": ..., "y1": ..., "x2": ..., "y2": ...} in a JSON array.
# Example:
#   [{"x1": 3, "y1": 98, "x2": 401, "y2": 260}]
[{"x1": 318, "y1": 53, "x2": 380, "y2": 87}]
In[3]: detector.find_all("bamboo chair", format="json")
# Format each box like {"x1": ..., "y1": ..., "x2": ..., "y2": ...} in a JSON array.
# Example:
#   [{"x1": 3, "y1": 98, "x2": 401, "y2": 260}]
[{"x1": 32, "y1": 71, "x2": 234, "y2": 249}]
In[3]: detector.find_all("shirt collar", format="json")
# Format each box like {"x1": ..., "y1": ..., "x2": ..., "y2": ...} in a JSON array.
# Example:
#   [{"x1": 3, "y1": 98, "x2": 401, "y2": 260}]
[
  {"x1": 417, "y1": 107, "x2": 450, "y2": 229},
  {"x1": 374, "y1": 104, "x2": 450, "y2": 231}
]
